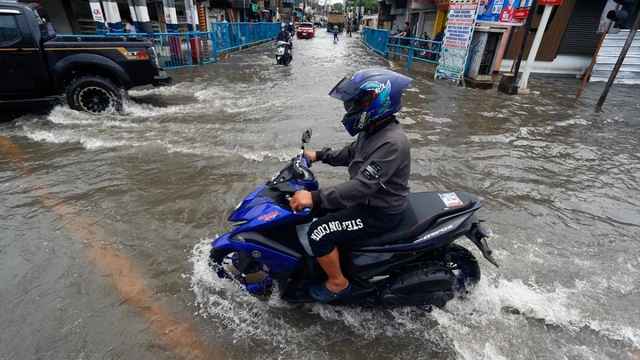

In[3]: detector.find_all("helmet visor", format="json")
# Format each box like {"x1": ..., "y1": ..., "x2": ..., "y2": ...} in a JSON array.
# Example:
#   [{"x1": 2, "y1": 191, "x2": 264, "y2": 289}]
[{"x1": 328, "y1": 76, "x2": 362, "y2": 102}]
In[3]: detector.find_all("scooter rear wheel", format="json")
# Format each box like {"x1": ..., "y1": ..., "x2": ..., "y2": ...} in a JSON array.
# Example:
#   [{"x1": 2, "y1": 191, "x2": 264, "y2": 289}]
[{"x1": 209, "y1": 248, "x2": 273, "y2": 294}]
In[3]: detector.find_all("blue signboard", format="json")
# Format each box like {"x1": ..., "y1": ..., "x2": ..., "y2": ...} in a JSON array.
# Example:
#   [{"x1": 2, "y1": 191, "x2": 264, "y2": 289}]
[{"x1": 476, "y1": 0, "x2": 532, "y2": 25}]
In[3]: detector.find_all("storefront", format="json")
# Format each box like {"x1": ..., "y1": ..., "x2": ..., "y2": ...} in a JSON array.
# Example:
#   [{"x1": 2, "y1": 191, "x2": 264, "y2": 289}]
[
  {"x1": 29, "y1": 0, "x2": 164, "y2": 35},
  {"x1": 390, "y1": 0, "x2": 408, "y2": 32},
  {"x1": 499, "y1": 0, "x2": 586, "y2": 74},
  {"x1": 407, "y1": 0, "x2": 437, "y2": 39}
]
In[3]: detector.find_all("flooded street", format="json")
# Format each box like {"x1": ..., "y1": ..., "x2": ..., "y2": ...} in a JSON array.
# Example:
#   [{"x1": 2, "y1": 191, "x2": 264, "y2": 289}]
[{"x1": 1, "y1": 31, "x2": 639, "y2": 360}]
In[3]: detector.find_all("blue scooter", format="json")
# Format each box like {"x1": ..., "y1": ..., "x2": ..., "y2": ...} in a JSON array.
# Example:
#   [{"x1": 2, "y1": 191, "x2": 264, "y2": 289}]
[{"x1": 209, "y1": 129, "x2": 498, "y2": 308}]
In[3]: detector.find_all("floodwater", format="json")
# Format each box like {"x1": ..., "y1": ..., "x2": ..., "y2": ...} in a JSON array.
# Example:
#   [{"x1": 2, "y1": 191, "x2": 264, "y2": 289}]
[{"x1": 1, "y1": 31, "x2": 639, "y2": 360}]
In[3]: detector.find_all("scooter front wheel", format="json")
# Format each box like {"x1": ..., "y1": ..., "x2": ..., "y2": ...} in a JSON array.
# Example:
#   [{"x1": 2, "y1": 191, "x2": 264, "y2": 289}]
[{"x1": 209, "y1": 248, "x2": 273, "y2": 294}]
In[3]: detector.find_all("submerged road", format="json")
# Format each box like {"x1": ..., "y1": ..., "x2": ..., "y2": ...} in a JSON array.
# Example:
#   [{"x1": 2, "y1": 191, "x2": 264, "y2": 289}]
[{"x1": 1, "y1": 31, "x2": 639, "y2": 359}]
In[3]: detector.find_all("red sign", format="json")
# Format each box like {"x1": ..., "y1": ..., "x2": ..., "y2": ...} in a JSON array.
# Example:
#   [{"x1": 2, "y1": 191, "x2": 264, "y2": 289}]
[
  {"x1": 539, "y1": 0, "x2": 562, "y2": 5},
  {"x1": 513, "y1": 8, "x2": 530, "y2": 19}
]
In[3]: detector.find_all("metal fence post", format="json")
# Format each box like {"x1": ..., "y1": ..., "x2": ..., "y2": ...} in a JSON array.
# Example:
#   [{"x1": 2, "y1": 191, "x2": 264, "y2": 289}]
[
  {"x1": 406, "y1": 37, "x2": 415, "y2": 71},
  {"x1": 383, "y1": 30, "x2": 389, "y2": 58},
  {"x1": 211, "y1": 31, "x2": 218, "y2": 62},
  {"x1": 225, "y1": 24, "x2": 231, "y2": 51}
]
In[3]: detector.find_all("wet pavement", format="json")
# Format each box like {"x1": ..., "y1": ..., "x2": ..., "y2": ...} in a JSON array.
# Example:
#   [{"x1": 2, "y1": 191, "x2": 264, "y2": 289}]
[{"x1": 1, "y1": 31, "x2": 639, "y2": 360}]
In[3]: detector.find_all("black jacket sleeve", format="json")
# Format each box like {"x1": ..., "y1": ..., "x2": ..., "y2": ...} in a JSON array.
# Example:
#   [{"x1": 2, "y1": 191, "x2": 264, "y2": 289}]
[
  {"x1": 312, "y1": 139, "x2": 403, "y2": 210},
  {"x1": 319, "y1": 142, "x2": 356, "y2": 167}
]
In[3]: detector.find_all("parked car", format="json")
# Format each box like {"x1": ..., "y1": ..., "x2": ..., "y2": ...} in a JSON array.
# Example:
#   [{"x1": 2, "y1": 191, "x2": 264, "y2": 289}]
[
  {"x1": 296, "y1": 22, "x2": 315, "y2": 39},
  {"x1": 0, "y1": 3, "x2": 171, "y2": 115}
]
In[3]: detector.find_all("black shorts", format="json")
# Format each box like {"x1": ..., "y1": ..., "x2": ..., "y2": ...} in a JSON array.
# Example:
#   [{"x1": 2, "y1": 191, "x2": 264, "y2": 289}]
[{"x1": 307, "y1": 204, "x2": 402, "y2": 257}]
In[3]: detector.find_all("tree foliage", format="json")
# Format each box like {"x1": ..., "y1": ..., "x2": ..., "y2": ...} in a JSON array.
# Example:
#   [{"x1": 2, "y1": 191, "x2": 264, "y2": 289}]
[
  {"x1": 346, "y1": 0, "x2": 378, "y2": 15},
  {"x1": 331, "y1": 3, "x2": 343, "y2": 12}
]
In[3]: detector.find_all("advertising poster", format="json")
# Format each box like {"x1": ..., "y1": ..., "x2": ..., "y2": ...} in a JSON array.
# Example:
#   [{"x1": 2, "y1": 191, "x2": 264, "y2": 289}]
[
  {"x1": 89, "y1": 2, "x2": 105, "y2": 23},
  {"x1": 476, "y1": 0, "x2": 532, "y2": 26},
  {"x1": 435, "y1": 1, "x2": 479, "y2": 83}
]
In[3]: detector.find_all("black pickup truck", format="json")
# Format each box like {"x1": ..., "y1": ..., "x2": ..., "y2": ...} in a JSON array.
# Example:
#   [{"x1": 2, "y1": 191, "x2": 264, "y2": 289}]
[{"x1": 0, "y1": 3, "x2": 171, "y2": 114}]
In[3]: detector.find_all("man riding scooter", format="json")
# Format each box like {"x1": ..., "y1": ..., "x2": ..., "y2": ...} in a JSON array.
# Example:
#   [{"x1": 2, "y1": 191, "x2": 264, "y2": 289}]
[
  {"x1": 289, "y1": 68, "x2": 413, "y2": 302},
  {"x1": 276, "y1": 23, "x2": 292, "y2": 63}
]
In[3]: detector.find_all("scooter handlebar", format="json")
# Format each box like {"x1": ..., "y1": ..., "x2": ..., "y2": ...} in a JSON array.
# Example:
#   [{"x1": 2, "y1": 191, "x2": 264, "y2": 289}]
[{"x1": 301, "y1": 154, "x2": 312, "y2": 168}]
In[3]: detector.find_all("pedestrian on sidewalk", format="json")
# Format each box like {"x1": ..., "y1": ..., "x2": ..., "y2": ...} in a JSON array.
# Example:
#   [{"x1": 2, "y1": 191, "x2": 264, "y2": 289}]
[{"x1": 398, "y1": 22, "x2": 412, "y2": 55}]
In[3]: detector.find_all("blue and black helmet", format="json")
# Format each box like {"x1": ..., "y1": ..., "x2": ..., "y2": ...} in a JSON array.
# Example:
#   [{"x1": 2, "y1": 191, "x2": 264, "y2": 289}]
[{"x1": 329, "y1": 68, "x2": 413, "y2": 136}]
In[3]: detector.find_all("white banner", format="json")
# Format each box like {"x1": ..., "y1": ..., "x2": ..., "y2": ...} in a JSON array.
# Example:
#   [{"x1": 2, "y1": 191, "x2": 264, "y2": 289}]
[
  {"x1": 89, "y1": 2, "x2": 105, "y2": 23},
  {"x1": 435, "y1": 1, "x2": 479, "y2": 83}
]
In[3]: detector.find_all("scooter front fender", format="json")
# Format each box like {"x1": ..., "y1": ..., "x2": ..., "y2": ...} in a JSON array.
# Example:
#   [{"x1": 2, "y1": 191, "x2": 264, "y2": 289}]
[{"x1": 211, "y1": 232, "x2": 299, "y2": 272}]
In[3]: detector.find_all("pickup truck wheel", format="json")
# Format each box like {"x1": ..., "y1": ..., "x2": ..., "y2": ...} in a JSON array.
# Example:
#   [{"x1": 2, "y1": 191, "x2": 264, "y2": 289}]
[{"x1": 66, "y1": 76, "x2": 123, "y2": 114}]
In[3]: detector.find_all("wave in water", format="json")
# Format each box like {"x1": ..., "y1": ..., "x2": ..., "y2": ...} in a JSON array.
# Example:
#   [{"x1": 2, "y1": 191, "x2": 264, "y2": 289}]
[{"x1": 189, "y1": 238, "x2": 639, "y2": 359}]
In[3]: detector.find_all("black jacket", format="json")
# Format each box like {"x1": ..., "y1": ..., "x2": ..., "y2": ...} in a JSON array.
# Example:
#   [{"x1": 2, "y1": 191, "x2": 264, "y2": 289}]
[
  {"x1": 311, "y1": 117, "x2": 411, "y2": 214},
  {"x1": 276, "y1": 30, "x2": 290, "y2": 42}
]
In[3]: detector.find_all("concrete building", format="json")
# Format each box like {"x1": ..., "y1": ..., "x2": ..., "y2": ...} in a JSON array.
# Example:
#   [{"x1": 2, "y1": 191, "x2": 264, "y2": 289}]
[
  {"x1": 20, "y1": 0, "x2": 275, "y2": 36},
  {"x1": 372, "y1": 0, "x2": 640, "y2": 79}
]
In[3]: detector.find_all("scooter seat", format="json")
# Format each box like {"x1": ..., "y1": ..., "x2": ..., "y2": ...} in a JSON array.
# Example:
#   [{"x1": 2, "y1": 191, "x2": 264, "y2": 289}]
[{"x1": 348, "y1": 192, "x2": 473, "y2": 248}]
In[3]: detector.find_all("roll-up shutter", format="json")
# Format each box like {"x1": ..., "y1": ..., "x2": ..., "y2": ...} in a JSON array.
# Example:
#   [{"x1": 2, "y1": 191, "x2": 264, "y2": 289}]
[
  {"x1": 557, "y1": 0, "x2": 605, "y2": 55},
  {"x1": 21, "y1": 0, "x2": 74, "y2": 34},
  {"x1": 591, "y1": 30, "x2": 640, "y2": 84}
]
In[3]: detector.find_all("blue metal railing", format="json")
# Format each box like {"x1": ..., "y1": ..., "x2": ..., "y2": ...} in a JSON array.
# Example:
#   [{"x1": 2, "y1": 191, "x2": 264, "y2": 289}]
[
  {"x1": 56, "y1": 22, "x2": 280, "y2": 69},
  {"x1": 411, "y1": 37, "x2": 441, "y2": 65},
  {"x1": 360, "y1": 27, "x2": 389, "y2": 56},
  {"x1": 361, "y1": 27, "x2": 443, "y2": 71},
  {"x1": 210, "y1": 22, "x2": 280, "y2": 54}
]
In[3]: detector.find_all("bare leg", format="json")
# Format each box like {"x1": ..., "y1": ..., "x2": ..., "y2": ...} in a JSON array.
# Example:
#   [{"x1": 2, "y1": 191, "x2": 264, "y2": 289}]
[{"x1": 316, "y1": 248, "x2": 349, "y2": 293}]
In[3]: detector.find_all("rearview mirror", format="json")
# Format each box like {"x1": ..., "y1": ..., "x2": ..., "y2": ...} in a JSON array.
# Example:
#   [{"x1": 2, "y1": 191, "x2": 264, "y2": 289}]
[{"x1": 301, "y1": 129, "x2": 312, "y2": 144}]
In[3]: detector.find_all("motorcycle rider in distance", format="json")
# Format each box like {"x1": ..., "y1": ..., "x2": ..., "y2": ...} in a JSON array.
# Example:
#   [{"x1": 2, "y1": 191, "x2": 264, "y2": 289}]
[
  {"x1": 286, "y1": 22, "x2": 295, "y2": 49},
  {"x1": 276, "y1": 23, "x2": 291, "y2": 59},
  {"x1": 289, "y1": 68, "x2": 413, "y2": 302}
]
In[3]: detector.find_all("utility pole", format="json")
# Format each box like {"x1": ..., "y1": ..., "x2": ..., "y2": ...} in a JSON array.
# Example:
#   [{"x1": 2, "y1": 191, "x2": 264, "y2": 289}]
[
  {"x1": 498, "y1": 0, "x2": 537, "y2": 95},
  {"x1": 596, "y1": 13, "x2": 640, "y2": 108},
  {"x1": 518, "y1": 4, "x2": 554, "y2": 92},
  {"x1": 510, "y1": 0, "x2": 537, "y2": 89}
]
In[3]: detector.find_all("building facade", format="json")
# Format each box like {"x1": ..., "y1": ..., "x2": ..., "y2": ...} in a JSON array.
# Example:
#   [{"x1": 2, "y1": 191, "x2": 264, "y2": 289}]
[
  {"x1": 373, "y1": 0, "x2": 640, "y2": 78},
  {"x1": 22, "y1": 0, "x2": 275, "y2": 36}
]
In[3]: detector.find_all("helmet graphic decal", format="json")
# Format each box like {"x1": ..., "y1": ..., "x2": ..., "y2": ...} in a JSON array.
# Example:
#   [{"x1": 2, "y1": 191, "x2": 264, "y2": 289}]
[
  {"x1": 331, "y1": 68, "x2": 413, "y2": 137},
  {"x1": 358, "y1": 80, "x2": 391, "y2": 127}
]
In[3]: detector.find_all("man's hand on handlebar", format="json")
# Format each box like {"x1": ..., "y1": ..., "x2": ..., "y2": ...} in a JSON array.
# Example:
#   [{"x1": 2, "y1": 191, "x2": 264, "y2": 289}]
[
  {"x1": 289, "y1": 190, "x2": 313, "y2": 211},
  {"x1": 303, "y1": 151, "x2": 317, "y2": 163}
]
